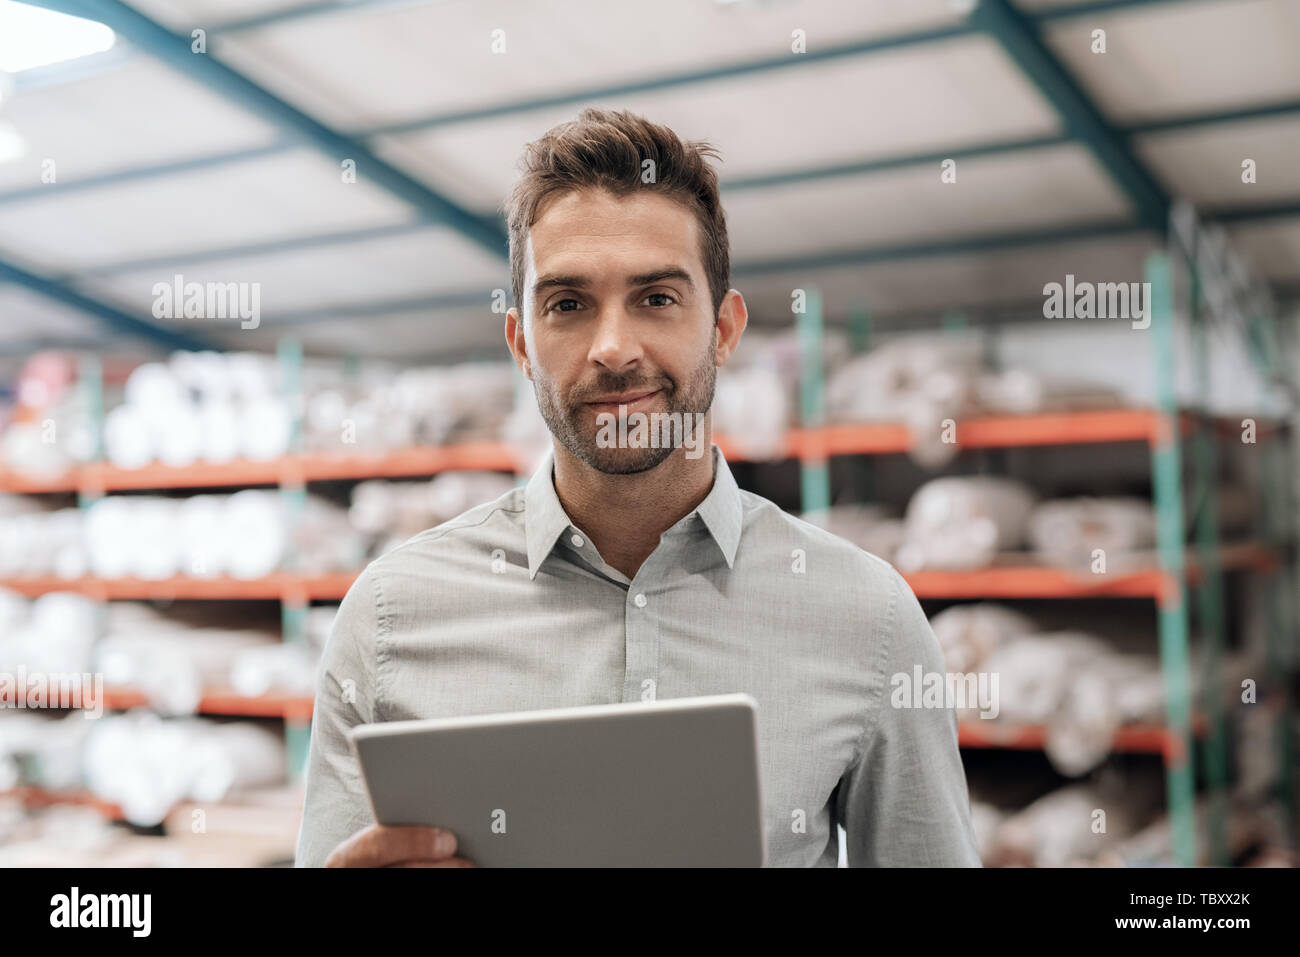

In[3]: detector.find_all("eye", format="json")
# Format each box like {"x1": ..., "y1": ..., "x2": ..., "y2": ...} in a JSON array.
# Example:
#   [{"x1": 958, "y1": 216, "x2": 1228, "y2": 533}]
[
  {"x1": 550, "y1": 298, "x2": 582, "y2": 313},
  {"x1": 643, "y1": 292, "x2": 677, "y2": 308}
]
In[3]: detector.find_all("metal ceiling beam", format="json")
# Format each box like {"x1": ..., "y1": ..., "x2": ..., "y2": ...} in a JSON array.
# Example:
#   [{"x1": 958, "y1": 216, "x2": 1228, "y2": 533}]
[
  {"x1": 971, "y1": 0, "x2": 1171, "y2": 232},
  {"x1": 0, "y1": 256, "x2": 214, "y2": 351},
  {"x1": 72, "y1": 189, "x2": 1300, "y2": 280},
  {"x1": 36, "y1": 0, "x2": 508, "y2": 262}
]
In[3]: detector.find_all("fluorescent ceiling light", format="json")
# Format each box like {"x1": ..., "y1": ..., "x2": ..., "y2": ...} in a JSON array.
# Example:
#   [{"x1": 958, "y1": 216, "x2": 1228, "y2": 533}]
[
  {"x1": 0, "y1": 120, "x2": 24, "y2": 163},
  {"x1": 0, "y1": 1, "x2": 115, "y2": 73}
]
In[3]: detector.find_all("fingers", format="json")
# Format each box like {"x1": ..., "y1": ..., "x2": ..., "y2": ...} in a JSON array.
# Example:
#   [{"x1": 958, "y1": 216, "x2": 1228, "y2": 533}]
[{"x1": 325, "y1": 824, "x2": 460, "y2": 867}]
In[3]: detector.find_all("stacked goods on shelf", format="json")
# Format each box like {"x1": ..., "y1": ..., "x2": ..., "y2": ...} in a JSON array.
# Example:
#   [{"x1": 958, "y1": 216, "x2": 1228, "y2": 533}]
[
  {"x1": 0, "y1": 588, "x2": 335, "y2": 709},
  {"x1": 928, "y1": 602, "x2": 1262, "y2": 777},
  {"x1": 1027, "y1": 497, "x2": 1155, "y2": 572},
  {"x1": 84, "y1": 714, "x2": 287, "y2": 827},
  {"x1": 971, "y1": 771, "x2": 1165, "y2": 867},
  {"x1": 711, "y1": 331, "x2": 808, "y2": 460},
  {"x1": 825, "y1": 333, "x2": 1120, "y2": 466},
  {"x1": 350, "y1": 471, "x2": 519, "y2": 559},
  {"x1": 0, "y1": 350, "x2": 523, "y2": 479},
  {"x1": 819, "y1": 505, "x2": 905, "y2": 567},
  {"x1": 0, "y1": 492, "x2": 365, "y2": 580},
  {"x1": 0, "y1": 352, "x2": 97, "y2": 481},
  {"x1": 0, "y1": 787, "x2": 304, "y2": 866},
  {"x1": 1, "y1": 710, "x2": 289, "y2": 828},
  {"x1": 816, "y1": 482, "x2": 1253, "y2": 573},
  {"x1": 0, "y1": 590, "x2": 97, "y2": 678},
  {"x1": 894, "y1": 477, "x2": 1037, "y2": 571}
]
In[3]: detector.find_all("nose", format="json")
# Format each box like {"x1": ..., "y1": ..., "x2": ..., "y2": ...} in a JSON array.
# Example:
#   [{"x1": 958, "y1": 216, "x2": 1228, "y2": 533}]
[{"x1": 586, "y1": 304, "x2": 643, "y2": 373}]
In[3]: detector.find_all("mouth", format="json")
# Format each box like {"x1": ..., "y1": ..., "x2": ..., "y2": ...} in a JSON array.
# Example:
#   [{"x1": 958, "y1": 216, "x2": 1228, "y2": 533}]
[{"x1": 584, "y1": 389, "x2": 661, "y2": 414}]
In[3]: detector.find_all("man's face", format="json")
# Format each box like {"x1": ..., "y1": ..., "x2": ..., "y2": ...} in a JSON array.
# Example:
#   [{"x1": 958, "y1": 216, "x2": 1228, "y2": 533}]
[{"x1": 512, "y1": 188, "x2": 720, "y2": 474}]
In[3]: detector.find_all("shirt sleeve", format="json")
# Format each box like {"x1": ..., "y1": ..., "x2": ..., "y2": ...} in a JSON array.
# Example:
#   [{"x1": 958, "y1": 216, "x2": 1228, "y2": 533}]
[
  {"x1": 294, "y1": 563, "x2": 382, "y2": 867},
  {"x1": 835, "y1": 564, "x2": 982, "y2": 866}
]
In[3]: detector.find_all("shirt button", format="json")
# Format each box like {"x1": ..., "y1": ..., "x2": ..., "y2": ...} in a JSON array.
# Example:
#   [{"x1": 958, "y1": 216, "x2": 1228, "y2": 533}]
[
  {"x1": 634, "y1": 593, "x2": 647, "y2": 608},
  {"x1": 570, "y1": 534, "x2": 584, "y2": 548}
]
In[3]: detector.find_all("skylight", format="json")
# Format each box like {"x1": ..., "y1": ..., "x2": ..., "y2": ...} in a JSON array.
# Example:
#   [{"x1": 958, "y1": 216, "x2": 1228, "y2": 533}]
[{"x1": 0, "y1": 1, "x2": 116, "y2": 74}]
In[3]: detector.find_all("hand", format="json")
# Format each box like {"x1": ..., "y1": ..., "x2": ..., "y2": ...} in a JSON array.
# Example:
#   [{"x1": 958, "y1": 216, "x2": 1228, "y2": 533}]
[{"x1": 325, "y1": 824, "x2": 476, "y2": 867}]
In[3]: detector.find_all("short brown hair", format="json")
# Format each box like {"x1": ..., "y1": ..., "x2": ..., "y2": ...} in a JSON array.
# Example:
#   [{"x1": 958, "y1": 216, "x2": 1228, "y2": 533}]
[{"x1": 504, "y1": 108, "x2": 730, "y2": 321}]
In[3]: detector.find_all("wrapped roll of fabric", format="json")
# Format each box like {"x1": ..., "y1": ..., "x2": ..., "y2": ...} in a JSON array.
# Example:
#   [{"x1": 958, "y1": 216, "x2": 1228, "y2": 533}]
[
  {"x1": 895, "y1": 476, "x2": 1037, "y2": 571},
  {"x1": 977, "y1": 631, "x2": 1109, "y2": 725},
  {"x1": 229, "y1": 643, "x2": 321, "y2": 698},
  {"x1": 928, "y1": 602, "x2": 1036, "y2": 674},
  {"x1": 1028, "y1": 497, "x2": 1156, "y2": 571},
  {"x1": 83, "y1": 713, "x2": 287, "y2": 827}
]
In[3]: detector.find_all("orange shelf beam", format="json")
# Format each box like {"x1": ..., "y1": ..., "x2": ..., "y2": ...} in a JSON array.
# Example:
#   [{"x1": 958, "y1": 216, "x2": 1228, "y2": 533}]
[
  {"x1": 959, "y1": 717, "x2": 1207, "y2": 759},
  {"x1": 100, "y1": 687, "x2": 315, "y2": 721},
  {"x1": 0, "y1": 410, "x2": 1197, "y2": 492},
  {"x1": 5, "y1": 786, "x2": 126, "y2": 822},
  {"x1": 0, "y1": 546, "x2": 1274, "y2": 603}
]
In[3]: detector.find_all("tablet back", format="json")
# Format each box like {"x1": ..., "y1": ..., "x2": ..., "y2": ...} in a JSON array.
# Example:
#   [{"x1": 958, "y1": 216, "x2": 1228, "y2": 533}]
[{"x1": 349, "y1": 693, "x2": 766, "y2": 867}]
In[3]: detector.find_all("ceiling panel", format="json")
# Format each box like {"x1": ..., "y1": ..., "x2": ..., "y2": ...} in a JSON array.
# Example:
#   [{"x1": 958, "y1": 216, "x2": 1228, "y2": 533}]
[
  {"x1": 378, "y1": 35, "x2": 1062, "y2": 213},
  {"x1": 1042, "y1": 0, "x2": 1300, "y2": 124},
  {"x1": 0, "y1": 150, "x2": 414, "y2": 271}
]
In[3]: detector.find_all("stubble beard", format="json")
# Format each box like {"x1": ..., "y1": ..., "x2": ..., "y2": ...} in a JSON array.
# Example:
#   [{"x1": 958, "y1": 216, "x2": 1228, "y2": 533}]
[{"x1": 533, "y1": 329, "x2": 717, "y2": 475}]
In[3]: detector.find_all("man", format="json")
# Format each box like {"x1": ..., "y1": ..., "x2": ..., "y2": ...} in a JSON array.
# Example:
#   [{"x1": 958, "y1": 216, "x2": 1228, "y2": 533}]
[{"x1": 296, "y1": 108, "x2": 981, "y2": 868}]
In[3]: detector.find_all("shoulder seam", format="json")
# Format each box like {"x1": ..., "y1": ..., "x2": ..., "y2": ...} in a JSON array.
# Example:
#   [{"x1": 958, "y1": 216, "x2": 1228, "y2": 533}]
[{"x1": 849, "y1": 562, "x2": 901, "y2": 768}]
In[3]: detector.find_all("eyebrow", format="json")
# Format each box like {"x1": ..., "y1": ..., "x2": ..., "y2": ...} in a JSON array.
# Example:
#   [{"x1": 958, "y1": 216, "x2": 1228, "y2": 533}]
[{"x1": 532, "y1": 267, "x2": 695, "y2": 298}]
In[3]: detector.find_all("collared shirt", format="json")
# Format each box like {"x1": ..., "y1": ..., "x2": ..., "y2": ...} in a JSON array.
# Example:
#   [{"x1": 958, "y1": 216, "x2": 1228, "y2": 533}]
[{"x1": 295, "y1": 444, "x2": 981, "y2": 867}]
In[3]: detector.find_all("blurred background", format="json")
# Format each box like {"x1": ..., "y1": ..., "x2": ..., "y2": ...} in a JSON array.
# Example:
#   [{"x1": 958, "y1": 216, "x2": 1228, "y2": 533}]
[{"x1": 0, "y1": 0, "x2": 1297, "y2": 867}]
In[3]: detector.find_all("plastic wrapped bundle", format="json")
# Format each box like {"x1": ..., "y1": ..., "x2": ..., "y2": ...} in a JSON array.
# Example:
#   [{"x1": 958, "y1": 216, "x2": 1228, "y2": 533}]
[
  {"x1": 976, "y1": 369, "x2": 1119, "y2": 415},
  {"x1": 895, "y1": 476, "x2": 1037, "y2": 571},
  {"x1": 85, "y1": 496, "x2": 183, "y2": 579},
  {"x1": 0, "y1": 586, "x2": 27, "y2": 635},
  {"x1": 978, "y1": 631, "x2": 1109, "y2": 725},
  {"x1": 969, "y1": 801, "x2": 1009, "y2": 865},
  {"x1": 97, "y1": 604, "x2": 277, "y2": 714},
  {"x1": 827, "y1": 335, "x2": 984, "y2": 467},
  {"x1": 0, "y1": 712, "x2": 93, "y2": 791},
  {"x1": 991, "y1": 782, "x2": 1148, "y2": 867},
  {"x1": 220, "y1": 490, "x2": 286, "y2": 580},
  {"x1": 1028, "y1": 497, "x2": 1156, "y2": 571},
  {"x1": 292, "y1": 495, "x2": 368, "y2": 576},
  {"x1": 819, "y1": 504, "x2": 905, "y2": 564},
  {"x1": 0, "y1": 504, "x2": 83, "y2": 579},
  {"x1": 83, "y1": 713, "x2": 287, "y2": 827},
  {"x1": 928, "y1": 602, "x2": 1036, "y2": 674},
  {"x1": 713, "y1": 365, "x2": 789, "y2": 460},
  {"x1": 229, "y1": 643, "x2": 321, "y2": 697},
  {"x1": 351, "y1": 472, "x2": 517, "y2": 556},
  {"x1": 0, "y1": 591, "x2": 98, "y2": 677},
  {"x1": 391, "y1": 363, "x2": 517, "y2": 446}
]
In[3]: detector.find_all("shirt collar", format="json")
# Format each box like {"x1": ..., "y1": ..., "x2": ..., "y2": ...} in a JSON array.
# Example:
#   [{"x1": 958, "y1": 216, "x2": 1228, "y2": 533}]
[{"x1": 524, "y1": 443, "x2": 743, "y2": 580}]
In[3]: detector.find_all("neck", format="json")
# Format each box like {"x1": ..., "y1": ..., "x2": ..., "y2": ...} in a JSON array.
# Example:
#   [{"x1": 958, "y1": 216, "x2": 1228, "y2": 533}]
[{"x1": 552, "y1": 423, "x2": 717, "y2": 580}]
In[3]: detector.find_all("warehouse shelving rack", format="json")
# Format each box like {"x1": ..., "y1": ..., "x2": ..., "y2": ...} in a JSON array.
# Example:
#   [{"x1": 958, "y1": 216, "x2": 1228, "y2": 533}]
[
  {"x1": 784, "y1": 232, "x2": 1297, "y2": 866},
  {"x1": 2, "y1": 308, "x2": 1294, "y2": 862}
]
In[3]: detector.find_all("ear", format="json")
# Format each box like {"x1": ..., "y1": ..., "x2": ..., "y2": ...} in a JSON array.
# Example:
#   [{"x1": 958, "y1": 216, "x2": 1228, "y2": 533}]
[
  {"x1": 714, "y1": 289, "x2": 748, "y2": 367},
  {"x1": 505, "y1": 307, "x2": 532, "y2": 380}
]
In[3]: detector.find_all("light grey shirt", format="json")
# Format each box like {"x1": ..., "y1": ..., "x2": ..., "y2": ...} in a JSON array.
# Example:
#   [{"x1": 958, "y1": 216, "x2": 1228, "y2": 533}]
[{"x1": 295, "y1": 444, "x2": 981, "y2": 867}]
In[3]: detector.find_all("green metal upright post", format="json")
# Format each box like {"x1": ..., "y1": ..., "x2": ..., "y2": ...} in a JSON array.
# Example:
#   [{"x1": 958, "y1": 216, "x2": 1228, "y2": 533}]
[
  {"x1": 277, "y1": 337, "x2": 312, "y2": 780},
  {"x1": 1146, "y1": 251, "x2": 1198, "y2": 867},
  {"x1": 798, "y1": 288, "x2": 830, "y2": 524},
  {"x1": 1187, "y1": 281, "x2": 1229, "y2": 866},
  {"x1": 1249, "y1": 311, "x2": 1297, "y2": 847}
]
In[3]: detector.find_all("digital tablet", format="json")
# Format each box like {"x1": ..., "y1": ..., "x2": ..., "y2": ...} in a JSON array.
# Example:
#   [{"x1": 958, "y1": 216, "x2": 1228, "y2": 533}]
[{"x1": 348, "y1": 693, "x2": 766, "y2": 867}]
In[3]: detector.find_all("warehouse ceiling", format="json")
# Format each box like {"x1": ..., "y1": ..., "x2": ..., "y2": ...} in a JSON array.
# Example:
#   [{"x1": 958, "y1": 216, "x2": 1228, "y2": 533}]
[{"x1": 0, "y1": 0, "x2": 1297, "y2": 360}]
